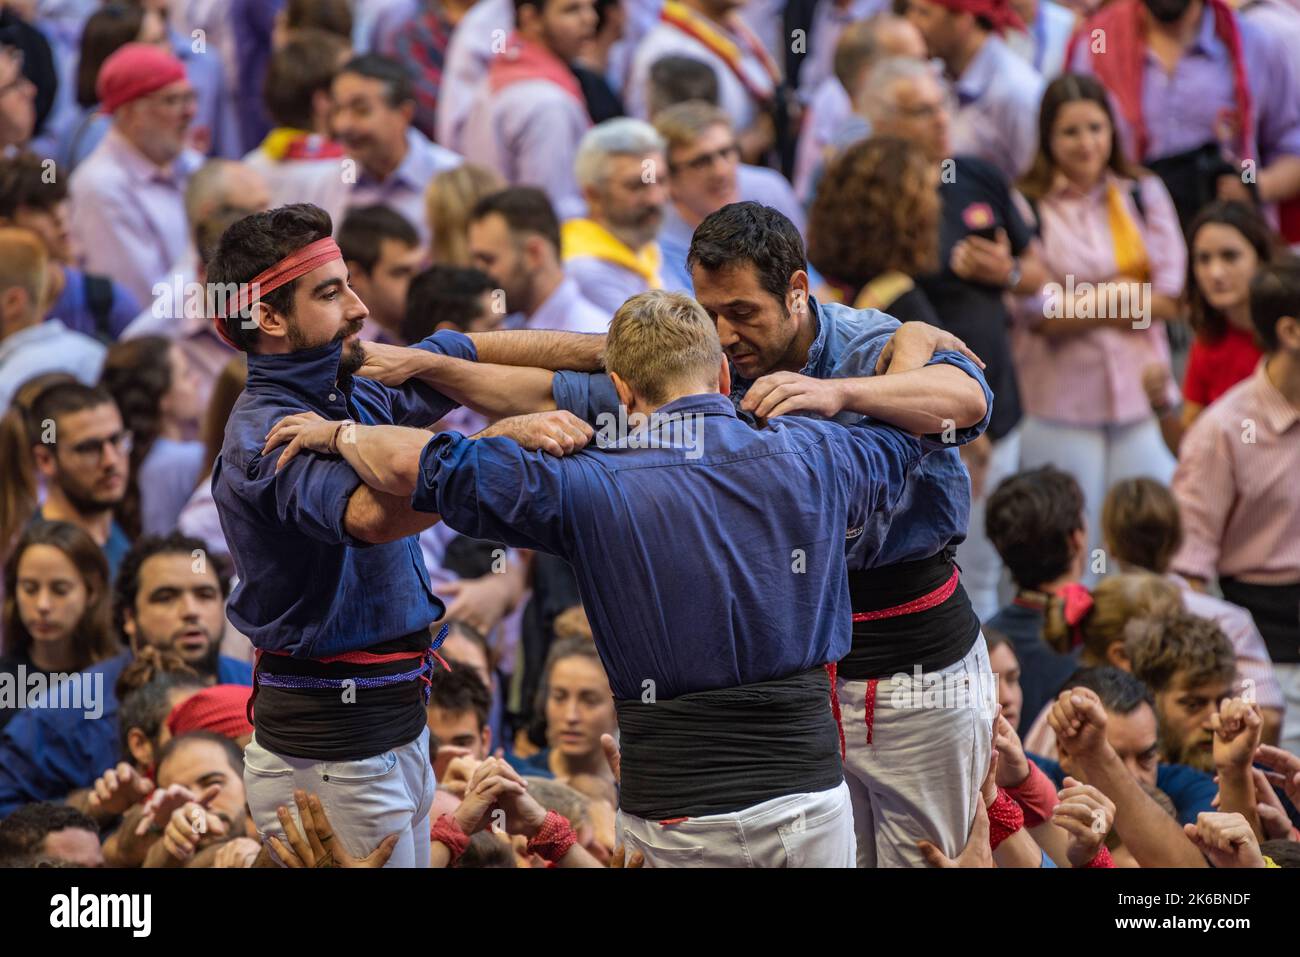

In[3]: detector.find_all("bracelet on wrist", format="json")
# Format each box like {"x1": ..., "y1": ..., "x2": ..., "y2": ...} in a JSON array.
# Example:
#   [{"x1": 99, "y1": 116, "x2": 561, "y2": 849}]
[
  {"x1": 525, "y1": 810, "x2": 578, "y2": 863},
  {"x1": 430, "y1": 813, "x2": 471, "y2": 865}
]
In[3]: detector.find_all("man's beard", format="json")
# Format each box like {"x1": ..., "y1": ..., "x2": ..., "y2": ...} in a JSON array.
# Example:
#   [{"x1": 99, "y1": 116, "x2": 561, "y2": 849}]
[
  {"x1": 1144, "y1": 0, "x2": 1194, "y2": 23},
  {"x1": 613, "y1": 208, "x2": 664, "y2": 250},
  {"x1": 59, "y1": 476, "x2": 123, "y2": 516},
  {"x1": 1162, "y1": 724, "x2": 1214, "y2": 772},
  {"x1": 172, "y1": 633, "x2": 221, "y2": 679},
  {"x1": 338, "y1": 338, "x2": 365, "y2": 378}
]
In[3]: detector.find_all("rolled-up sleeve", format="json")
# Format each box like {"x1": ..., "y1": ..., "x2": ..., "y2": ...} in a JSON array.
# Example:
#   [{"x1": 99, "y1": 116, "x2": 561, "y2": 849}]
[
  {"x1": 834, "y1": 423, "x2": 926, "y2": 531},
  {"x1": 552, "y1": 371, "x2": 621, "y2": 424},
  {"x1": 414, "y1": 432, "x2": 571, "y2": 555},
  {"x1": 387, "y1": 329, "x2": 480, "y2": 427},
  {"x1": 232, "y1": 450, "x2": 366, "y2": 547}
]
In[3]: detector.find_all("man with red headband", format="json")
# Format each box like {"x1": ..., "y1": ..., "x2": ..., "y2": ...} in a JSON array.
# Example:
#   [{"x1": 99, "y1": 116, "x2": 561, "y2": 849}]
[
  {"x1": 204, "y1": 202, "x2": 595, "y2": 868},
  {"x1": 67, "y1": 42, "x2": 202, "y2": 307},
  {"x1": 904, "y1": 0, "x2": 1045, "y2": 182},
  {"x1": 1066, "y1": 0, "x2": 1300, "y2": 240}
]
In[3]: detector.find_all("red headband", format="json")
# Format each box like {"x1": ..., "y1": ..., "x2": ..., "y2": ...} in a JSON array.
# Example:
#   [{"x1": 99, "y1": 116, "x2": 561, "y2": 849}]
[{"x1": 213, "y1": 237, "x2": 343, "y2": 349}]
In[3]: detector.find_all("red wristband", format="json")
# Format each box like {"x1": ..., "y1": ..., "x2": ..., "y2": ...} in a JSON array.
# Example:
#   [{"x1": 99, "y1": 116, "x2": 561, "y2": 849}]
[
  {"x1": 525, "y1": 810, "x2": 578, "y2": 863},
  {"x1": 987, "y1": 788, "x2": 1025, "y2": 851},
  {"x1": 430, "y1": 813, "x2": 471, "y2": 865},
  {"x1": 1004, "y1": 760, "x2": 1059, "y2": 828},
  {"x1": 1083, "y1": 845, "x2": 1115, "y2": 868}
]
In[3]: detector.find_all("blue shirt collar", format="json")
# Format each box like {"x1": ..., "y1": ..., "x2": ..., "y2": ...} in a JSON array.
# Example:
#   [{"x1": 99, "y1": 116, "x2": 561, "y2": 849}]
[
  {"x1": 245, "y1": 339, "x2": 353, "y2": 414},
  {"x1": 656, "y1": 392, "x2": 739, "y2": 419}
]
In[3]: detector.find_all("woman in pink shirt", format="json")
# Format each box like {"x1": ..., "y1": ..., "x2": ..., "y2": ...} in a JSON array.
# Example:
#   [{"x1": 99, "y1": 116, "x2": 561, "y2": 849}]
[
  {"x1": 1145, "y1": 201, "x2": 1282, "y2": 454},
  {"x1": 1013, "y1": 73, "x2": 1186, "y2": 574}
]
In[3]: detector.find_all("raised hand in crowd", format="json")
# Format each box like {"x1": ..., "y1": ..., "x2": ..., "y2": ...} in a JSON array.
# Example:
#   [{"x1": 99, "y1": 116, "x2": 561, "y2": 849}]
[
  {"x1": 1247, "y1": 768, "x2": 1297, "y2": 842},
  {"x1": 1052, "y1": 777, "x2": 1115, "y2": 868},
  {"x1": 143, "y1": 794, "x2": 230, "y2": 867},
  {"x1": 1210, "y1": 696, "x2": 1264, "y2": 839},
  {"x1": 1050, "y1": 687, "x2": 1207, "y2": 867},
  {"x1": 1255, "y1": 744, "x2": 1300, "y2": 808},
  {"x1": 1183, "y1": 812, "x2": 1267, "y2": 869},
  {"x1": 88, "y1": 762, "x2": 155, "y2": 821}
]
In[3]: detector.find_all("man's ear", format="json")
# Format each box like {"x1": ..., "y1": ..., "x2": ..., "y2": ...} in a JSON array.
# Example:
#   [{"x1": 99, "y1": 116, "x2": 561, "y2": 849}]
[
  {"x1": 252, "y1": 300, "x2": 289, "y2": 344},
  {"x1": 610, "y1": 370, "x2": 634, "y2": 410},
  {"x1": 126, "y1": 728, "x2": 153, "y2": 769},
  {"x1": 32, "y1": 442, "x2": 56, "y2": 479},
  {"x1": 1277, "y1": 315, "x2": 1300, "y2": 351},
  {"x1": 1106, "y1": 642, "x2": 1131, "y2": 671},
  {"x1": 786, "y1": 270, "x2": 810, "y2": 317},
  {"x1": 122, "y1": 608, "x2": 139, "y2": 649},
  {"x1": 717, "y1": 354, "x2": 731, "y2": 397}
]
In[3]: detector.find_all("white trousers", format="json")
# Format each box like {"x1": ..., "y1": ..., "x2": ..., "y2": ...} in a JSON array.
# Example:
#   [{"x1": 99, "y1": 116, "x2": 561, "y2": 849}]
[
  {"x1": 1019, "y1": 416, "x2": 1176, "y2": 586},
  {"x1": 244, "y1": 727, "x2": 435, "y2": 868},
  {"x1": 839, "y1": 639, "x2": 995, "y2": 867},
  {"x1": 617, "y1": 780, "x2": 855, "y2": 867}
]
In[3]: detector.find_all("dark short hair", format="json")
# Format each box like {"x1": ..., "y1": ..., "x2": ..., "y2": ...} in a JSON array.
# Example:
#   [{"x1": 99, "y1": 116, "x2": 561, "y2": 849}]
[
  {"x1": 687, "y1": 202, "x2": 807, "y2": 303},
  {"x1": 1261, "y1": 839, "x2": 1300, "y2": 867},
  {"x1": 471, "y1": 187, "x2": 561, "y2": 254},
  {"x1": 0, "y1": 803, "x2": 98, "y2": 861},
  {"x1": 263, "y1": 28, "x2": 349, "y2": 130},
  {"x1": 155, "y1": 730, "x2": 245, "y2": 782},
  {"x1": 206, "y1": 203, "x2": 334, "y2": 352},
  {"x1": 112, "y1": 533, "x2": 229, "y2": 642},
  {"x1": 76, "y1": 3, "x2": 144, "y2": 108},
  {"x1": 29, "y1": 382, "x2": 117, "y2": 444},
  {"x1": 648, "y1": 56, "x2": 719, "y2": 116},
  {"x1": 284, "y1": 0, "x2": 353, "y2": 39},
  {"x1": 0, "y1": 152, "x2": 66, "y2": 215},
  {"x1": 986, "y1": 466, "x2": 1085, "y2": 590},
  {"x1": 336, "y1": 53, "x2": 414, "y2": 108},
  {"x1": 427, "y1": 663, "x2": 492, "y2": 731},
  {"x1": 117, "y1": 661, "x2": 205, "y2": 759},
  {"x1": 1250, "y1": 256, "x2": 1300, "y2": 352},
  {"x1": 338, "y1": 204, "x2": 420, "y2": 276},
  {"x1": 1061, "y1": 666, "x2": 1154, "y2": 716},
  {"x1": 403, "y1": 265, "x2": 494, "y2": 342}
]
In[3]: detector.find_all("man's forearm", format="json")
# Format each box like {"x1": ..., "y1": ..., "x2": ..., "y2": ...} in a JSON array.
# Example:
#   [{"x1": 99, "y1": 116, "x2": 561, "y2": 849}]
[
  {"x1": 1215, "y1": 766, "x2": 1263, "y2": 841},
  {"x1": 1074, "y1": 749, "x2": 1207, "y2": 867},
  {"x1": 838, "y1": 364, "x2": 987, "y2": 432},
  {"x1": 413, "y1": 354, "x2": 556, "y2": 420},
  {"x1": 343, "y1": 484, "x2": 440, "y2": 544},
  {"x1": 340, "y1": 424, "x2": 436, "y2": 497},
  {"x1": 467, "y1": 330, "x2": 606, "y2": 371}
]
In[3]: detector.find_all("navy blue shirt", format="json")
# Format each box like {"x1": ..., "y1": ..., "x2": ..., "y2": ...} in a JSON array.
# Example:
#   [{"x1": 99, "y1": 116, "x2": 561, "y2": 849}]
[
  {"x1": 213, "y1": 331, "x2": 473, "y2": 658},
  {"x1": 552, "y1": 298, "x2": 992, "y2": 571},
  {"x1": 0, "y1": 652, "x2": 252, "y2": 817},
  {"x1": 414, "y1": 392, "x2": 936, "y2": 702}
]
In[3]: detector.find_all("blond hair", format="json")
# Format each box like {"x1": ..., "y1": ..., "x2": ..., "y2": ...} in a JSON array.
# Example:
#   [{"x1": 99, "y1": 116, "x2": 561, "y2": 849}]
[
  {"x1": 604, "y1": 290, "x2": 722, "y2": 406},
  {"x1": 0, "y1": 227, "x2": 49, "y2": 318},
  {"x1": 425, "y1": 162, "x2": 505, "y2": 266},
  {"x1": 1064, "y1": 573, "x2": 1182, "y2": 663}
]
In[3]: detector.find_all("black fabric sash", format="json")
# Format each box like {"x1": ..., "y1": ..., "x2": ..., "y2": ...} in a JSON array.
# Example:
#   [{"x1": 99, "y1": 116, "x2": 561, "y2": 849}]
[{"x1": 615, "y1": 668, "x2": 842, "y2": 820}]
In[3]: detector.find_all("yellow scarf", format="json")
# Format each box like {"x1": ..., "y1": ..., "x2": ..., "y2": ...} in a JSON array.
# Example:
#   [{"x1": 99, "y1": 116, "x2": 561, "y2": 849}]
[
  {"x1": 1106, "y1": 181, "x2": 1149, "y2": 282},
  {"x1": 561, "y1": 219, "x2": 662, "y2": 288},
  {"x1": 852, "y1": 271, "x2": 915, "y2": 313}
]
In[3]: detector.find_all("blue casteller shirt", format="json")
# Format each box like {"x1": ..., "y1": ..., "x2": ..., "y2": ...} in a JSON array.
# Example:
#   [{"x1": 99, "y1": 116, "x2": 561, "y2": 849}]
[
  {"x1": 212, "y1": 330, "x2": 474, "y2": 658},
  {"x1": 552, "y1": 298, "x2": 991, "y2": 572},
  {"x1": 0, "y1": 652, "x2": 252, "y2": 817},
  {"x1": 414, "y1": 392, "x2": 937, "y2": 702}
]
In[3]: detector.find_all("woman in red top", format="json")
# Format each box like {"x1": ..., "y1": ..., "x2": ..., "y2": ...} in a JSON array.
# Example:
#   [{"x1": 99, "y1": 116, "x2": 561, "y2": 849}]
[{"x1": 1146, "y1": 201, "x2": 1282, "y2": 454}]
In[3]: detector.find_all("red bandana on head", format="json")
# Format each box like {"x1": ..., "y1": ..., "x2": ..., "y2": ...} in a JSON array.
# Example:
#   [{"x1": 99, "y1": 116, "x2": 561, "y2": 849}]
[
  {"x1": 212, "y1": 237, "x2": 343, "y2": 349},
  {"x1": 928, "y1": 0, "x2": 1026, "y2": 33}
]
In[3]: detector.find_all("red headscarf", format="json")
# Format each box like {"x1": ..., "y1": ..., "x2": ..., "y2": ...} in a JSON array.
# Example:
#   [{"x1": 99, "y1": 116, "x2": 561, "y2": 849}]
[
  {"x1": 928, "y1": 0, "x2": 1026, "y2": 33},
  {"x1": 167, "y1": 685, "x2": 254, "y2": 740}
]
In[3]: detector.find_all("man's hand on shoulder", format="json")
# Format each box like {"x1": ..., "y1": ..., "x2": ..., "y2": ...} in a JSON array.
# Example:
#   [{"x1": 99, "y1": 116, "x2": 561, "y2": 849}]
[{"x1": 474, "y1": 411, "x2": 593, "y2": 457}]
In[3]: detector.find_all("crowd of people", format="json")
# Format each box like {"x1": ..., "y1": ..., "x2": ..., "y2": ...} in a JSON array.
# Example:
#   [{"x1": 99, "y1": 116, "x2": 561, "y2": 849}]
[{"x1": 0, "y1": 0, "x2": 1298, "y2": 871}]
